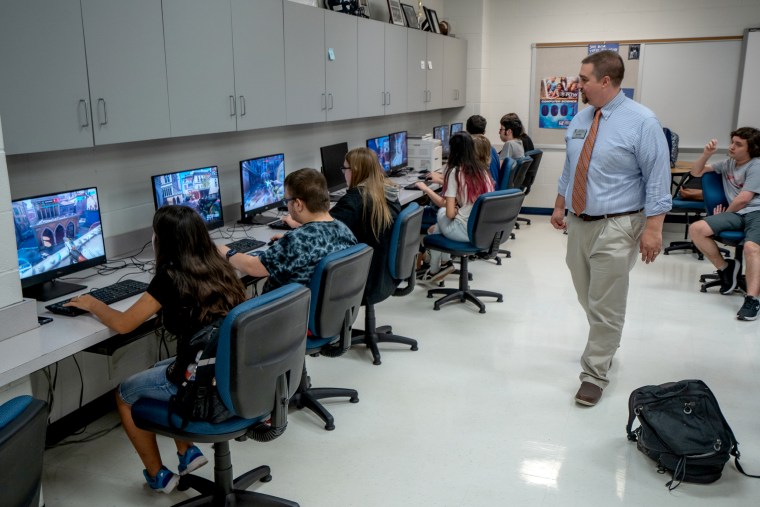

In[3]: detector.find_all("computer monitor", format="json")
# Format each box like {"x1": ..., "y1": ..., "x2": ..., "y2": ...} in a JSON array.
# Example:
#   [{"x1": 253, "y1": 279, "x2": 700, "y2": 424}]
[
  {"x1": 433, "y1": 124, "x2": 450, "y2": 158},
  {"x1": 151, "y1": 165, "x2": 224, "y2": 230},
  {"x1": 320, "y1": 142, "x2": 349, "y2": 193},
  {"x1": 366, "y1": 135, "x2": 391, "y2": 173},
  {"x1": 450, "y1": 122, "x2": 463, "y2": 136},
  {"x1": 13, "y1": 187, "x2": 107, "y2": 301},
  {"x1": 389, "y1": 131, "x2": 408, "y2": 174},
  {"x1": 239, "y1": 153, "x2": 285, "y2": 225}
]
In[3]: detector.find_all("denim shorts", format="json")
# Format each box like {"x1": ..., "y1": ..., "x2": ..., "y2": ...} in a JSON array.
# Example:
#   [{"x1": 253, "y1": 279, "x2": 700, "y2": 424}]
[{"x1": 118, "y1": 357, "x2": 178, "y2": 406}]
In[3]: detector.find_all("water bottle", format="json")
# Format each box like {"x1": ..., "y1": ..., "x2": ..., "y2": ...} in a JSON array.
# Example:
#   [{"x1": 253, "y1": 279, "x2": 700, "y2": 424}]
[{"x1": 185, "y1": 351, "x2": 203, "y2": 381}]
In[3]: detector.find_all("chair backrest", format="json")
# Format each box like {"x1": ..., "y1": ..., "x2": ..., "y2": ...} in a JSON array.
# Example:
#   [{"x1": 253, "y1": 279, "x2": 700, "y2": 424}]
[
  {"x1": 521, "y1": 149, "x2": 543, "y2": 194},
  {"x1": 216, "y1": 284, "x2": 310, "y2": 420},
  {"x1": 388, "y1": 203, "x2": 424, "y2": 281},
  {"x1": 701, "y1": 171, "x2": 729, "y2": 216},
  {"x1": 467, "y1": 189, "x2": 526, "y2": 250},
  {"x1": 0, "y1": 395, "x2": 47, "y2": 507},
  {"x1": 663, "y1": 128, "x2": 680, "y2": 168},
  {"x1": 497, "y1": 157, "x2": 516, "y2": 190},
  {"x1": 308, "y1": 243, "x2": 373, "y2": 339},
  {"x1": 508, "y1": 156, "x2": 533, "y2": 190}
]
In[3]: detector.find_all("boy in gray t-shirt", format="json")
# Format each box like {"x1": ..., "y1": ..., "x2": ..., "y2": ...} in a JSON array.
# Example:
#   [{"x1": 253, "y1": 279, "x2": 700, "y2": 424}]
[{"x1": 689, "y1": 127, "x2": 760, "y2": 321}]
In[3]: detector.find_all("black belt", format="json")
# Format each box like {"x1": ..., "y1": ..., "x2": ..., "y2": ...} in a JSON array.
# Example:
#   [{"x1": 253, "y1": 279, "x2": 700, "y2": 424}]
[{"x1": 574, "y1": 209, "x2": 643, "y2": 222}]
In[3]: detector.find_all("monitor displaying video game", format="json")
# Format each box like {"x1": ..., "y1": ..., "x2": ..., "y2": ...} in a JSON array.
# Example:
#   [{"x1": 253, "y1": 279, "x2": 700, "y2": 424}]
[
  {"x1": 450, "y1": 122, "x2": 463, "y2": 136},
  {"x1": 389, "y1": 131, "x2": 408, "y2": 173},
  {"x1": 239, "y1": 153, "x2": 285, "y2": 225},
  {"x1": 366, "y1": 135, "x2": 391, "y2": 172},
  {"x1": 320, "y1": 142, "x2": 349, "y2": 193},
  {"x1": 433, "y1": 125, "x2": 450, "y2": 158},
  {"x1": 14, "y1": 187, "x2": 107, "y2": 301},
  {"x1": 151, "y1": 166, "x2": 224, "y2": 230}
]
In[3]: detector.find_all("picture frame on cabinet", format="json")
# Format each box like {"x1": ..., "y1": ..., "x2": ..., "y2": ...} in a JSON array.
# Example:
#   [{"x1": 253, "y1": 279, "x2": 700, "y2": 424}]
[
  {"x1": 401, "y1": 3, "x2": 419, "y2": 29},
  {"x1": 357, "y1": 0, "x2": 371, "y2": 17},
  {"x1": 424, "y1": 7, "x2": 440, "y2": 34},
  {"x1": 387, "y1": 0, "x2": 405, "y2": 26}
]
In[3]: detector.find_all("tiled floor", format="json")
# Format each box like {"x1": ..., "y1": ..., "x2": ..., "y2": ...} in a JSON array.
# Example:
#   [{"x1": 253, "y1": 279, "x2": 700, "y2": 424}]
[{"x1": 42, "y1": 218, "x2": 760, "y2": 506}]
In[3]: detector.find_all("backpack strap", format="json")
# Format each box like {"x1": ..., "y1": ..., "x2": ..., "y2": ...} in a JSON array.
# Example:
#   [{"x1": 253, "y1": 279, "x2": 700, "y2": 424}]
[
  {"x1": 626, "y1": 392, "x2": 639, "y2": 441},
  {"x1": 734, "y1": 452, "x2": 760, "y2": 479}
]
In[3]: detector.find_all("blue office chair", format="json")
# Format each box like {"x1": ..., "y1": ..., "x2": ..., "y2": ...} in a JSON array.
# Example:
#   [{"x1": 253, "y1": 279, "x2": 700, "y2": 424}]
[
  {"x1": 423, "y1": 189, "x2": 525, "y2": 313},
  {"x1": 496, "y1": 156, "x2": 517, "y2": 191},
  {"x1": 489, "y1": 156, "x2": 530, "y2": 262},
  {"x1": 516, "y1": 149, "x2": 544, "y2": 226},
  {"x1": 291, "y1": 244, "x2": 373, "y2": 430},
  {"x1": 0, "y1": 396, "x2": 48, "y2": 507},
  {"x1": 352, "y1": 203, "x2": 424, "y2": 365},
  {"x1": 698, "y1": 171, "x2": 746, "y2": 293},
  {"x1": 132, "y1": 284, "x2": 311, "y2": 507},
  {"x1": 664, "y1": 174, "x2": 708, "y2": 259}
]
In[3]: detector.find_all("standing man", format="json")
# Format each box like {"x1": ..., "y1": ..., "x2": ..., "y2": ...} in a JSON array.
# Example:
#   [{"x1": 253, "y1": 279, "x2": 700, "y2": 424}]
[
  {"x1": 688, "y1": 128, "x2": 760, "y2": 320},
  {"x1": 550, "y1": 50, "x2": 671, "y2": 406}
]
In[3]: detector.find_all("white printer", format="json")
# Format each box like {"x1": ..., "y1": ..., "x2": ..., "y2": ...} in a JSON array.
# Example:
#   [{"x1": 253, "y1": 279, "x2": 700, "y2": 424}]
[{"x1": 408, "y1": 135, "x2": 443, "y2": 172}]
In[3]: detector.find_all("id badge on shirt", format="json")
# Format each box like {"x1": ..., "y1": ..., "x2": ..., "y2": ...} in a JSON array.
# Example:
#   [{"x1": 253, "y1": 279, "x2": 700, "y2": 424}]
[{"x1": 572, "y1": 129, "x2": 587, "y2": 140}]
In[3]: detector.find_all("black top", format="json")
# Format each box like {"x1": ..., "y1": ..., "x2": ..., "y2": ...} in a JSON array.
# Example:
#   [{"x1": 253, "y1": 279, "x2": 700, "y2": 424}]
[
  {"x1": 330, "y1": 186, "x2": 401, "y2": 305},
  {"x1": 521, "y1": 134, "x2": 535, "y2": 153},
  {"x1": 147, "y1": 268, "x2": 204, "y2": 385}
]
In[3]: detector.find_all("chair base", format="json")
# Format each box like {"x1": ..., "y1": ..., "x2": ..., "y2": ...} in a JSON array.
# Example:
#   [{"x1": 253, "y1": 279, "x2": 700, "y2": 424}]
[
  {"x1": 174, "y1": 441, "x2": 298, "y2": 507},
  {"x1": 516, "y1": 216, "x2": 531, "y2": 226},
  {"x1": 350, "y1": 304, "x2": 418, "y2": 365},
  {"x1": 426, "y1": 255, "x2": 502, "y2": 313},
  {"x1": 699, "y1": 246, "x2": 744, "y2": 293},
  {"x1": 290, "y1": 366, "x2": 358, "y2": 431}
]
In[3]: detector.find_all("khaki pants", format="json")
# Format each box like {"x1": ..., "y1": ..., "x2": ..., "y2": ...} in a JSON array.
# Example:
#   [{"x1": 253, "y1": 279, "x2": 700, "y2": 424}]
[{"x1": 566, "y1": 212, "x2": 645, "y2": 388}]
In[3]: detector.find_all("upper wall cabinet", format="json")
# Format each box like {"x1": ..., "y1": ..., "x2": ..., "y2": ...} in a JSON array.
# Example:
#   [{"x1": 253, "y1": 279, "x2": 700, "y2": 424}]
[
  {"x1": 81, "y1": 0, "x2": 170, "y2": 145},
  {"x1": 407, "y1": 32, "x2": 443, "y2": 112},
  {"x1": 230, "y1": 0, "x2": 286, "y2": 130},
  {"x1": 442, "y1": 36, "x2": 467, "y2": 108},
  {"x1": 0, "y1": 0, "x2": 93, "y2": 154},
  {"x1": 284, "y1": 2, "x2": 358, "y2": 125},
  {"x1": 357, "y1": 19, "x2": 407, "y2": 118},
  {"x1": 163, "y1": 0, "x2": 237, "y2": 137}
]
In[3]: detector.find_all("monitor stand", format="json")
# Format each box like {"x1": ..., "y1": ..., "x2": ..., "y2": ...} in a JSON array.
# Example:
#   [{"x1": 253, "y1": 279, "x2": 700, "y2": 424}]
[
  {"x1": 22, "y1": 279, "x2": 87, "y2": 302},
  {"x1": 238, "y1": 213, "x2": 279, "y2": 226}
]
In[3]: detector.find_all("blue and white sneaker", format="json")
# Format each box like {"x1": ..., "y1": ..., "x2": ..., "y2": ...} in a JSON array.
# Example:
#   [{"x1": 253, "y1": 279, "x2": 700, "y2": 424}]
[
  {"x1": 143, "y1": 466, "x2": 179, "y2": 494},
  {"x1": 178, "y1": 445, "x2": 208, "y2": 476}
]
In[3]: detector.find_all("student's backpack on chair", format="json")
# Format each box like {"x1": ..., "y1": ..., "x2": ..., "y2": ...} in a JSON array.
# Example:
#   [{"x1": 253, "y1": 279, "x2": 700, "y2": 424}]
[{"x1": 626, "y1": 379, "x2": 759, "y2": 490}]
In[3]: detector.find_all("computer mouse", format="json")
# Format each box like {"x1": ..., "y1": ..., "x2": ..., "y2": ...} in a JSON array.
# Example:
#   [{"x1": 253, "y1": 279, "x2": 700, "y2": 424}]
[{"x1": 267, "y1": 239, "x2": 276, "y2": 247}]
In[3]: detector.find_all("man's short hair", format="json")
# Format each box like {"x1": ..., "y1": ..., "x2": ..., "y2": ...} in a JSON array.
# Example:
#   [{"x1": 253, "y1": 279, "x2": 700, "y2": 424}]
[
  {"x1": 581, "y1": 50, "x2": 625, "y2": 87},
  {"x1": 731, "y1": 127, "x2": 760, "y2": 159},
  {"x1": 466, "y1": 115, "x2": 487, "y2": 135},
  {"x1": 284, "y1": 168, "x2": 330, "y2": 212}
]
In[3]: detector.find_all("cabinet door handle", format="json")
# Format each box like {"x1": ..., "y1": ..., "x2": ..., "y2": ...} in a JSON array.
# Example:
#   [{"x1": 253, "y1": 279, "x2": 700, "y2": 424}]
[
  {"x1": 381, "y1": 91, "x2": 386, "y2": 106},
  {"x1": 328, "y1": 93, "x2": 333, "y2": 110},
  {"x1": 229, "y1": 95, "x2": 236, "y2": 116},
  {"x1": 97, "y1": 98, "x2": 107, "y2": 125},
  {"x1": 386, "y1": 92, "x2": 391, "y2": 105},
  {"x1": 321, "y1": 93, "x2": 327, "y2": 110},
  {"x1": 79, "y1": 99, "x2": 89, "y2": 128},
  {"x1": 239, "y1": 95, "x2": 246, "y2": 116}
]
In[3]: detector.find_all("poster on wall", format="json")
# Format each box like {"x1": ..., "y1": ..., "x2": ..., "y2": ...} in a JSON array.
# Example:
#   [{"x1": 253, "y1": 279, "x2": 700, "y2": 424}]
[
  {"x1": 588, "y1": 42, "x2": 619, "y2": 54},
  {"x1": 539, "y1": 75, "x2": 580, "y2": 129}
]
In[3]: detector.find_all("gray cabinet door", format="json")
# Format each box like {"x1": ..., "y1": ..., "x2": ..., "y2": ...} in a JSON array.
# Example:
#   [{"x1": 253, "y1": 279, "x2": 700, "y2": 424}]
[
  {"x1": 163, "y1": 0, "x2": 237, "y2": 137},
  {"x1": 324, "y1": 11, "x2": 357, "y2": 122},
  {"x1": 231, "y1": 0, "x2": 286, "y2": 130},
  {"x1": 384, "y1": 24, "x2": 408, "y2": 116},
  {"x1": 357, "y1": 18, "x2": 385, "y2": 118},
  {"x1": 0, "y1": 0, "x2": 93, "y2": 154},
  {"x1": 425, "y1": 33, "x2": 444, "y2": 110},
  {"x1": 443, "y1": 36, "x2": 467, "y2": 108},
  {"x1": 81, "y1": 0, "x2": 170, "y2": 145},
  {"x1": 406, "y1": 29, "x2": 427, "y2": 113},
  {"x1": 284, "y1": 1, "x2": 326, "y2": 125}
]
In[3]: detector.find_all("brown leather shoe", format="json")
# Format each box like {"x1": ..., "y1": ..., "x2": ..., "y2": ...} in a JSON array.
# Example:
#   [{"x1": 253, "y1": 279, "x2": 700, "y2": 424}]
[{"x1": 575, "y1": 382, "x2": 603, "y2": 406}]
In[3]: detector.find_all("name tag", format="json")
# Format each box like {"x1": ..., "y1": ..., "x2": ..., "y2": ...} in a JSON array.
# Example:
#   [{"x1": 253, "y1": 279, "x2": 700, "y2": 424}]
[{"x1": 572, "y1": 129, "x2": 587, "y2": 139}]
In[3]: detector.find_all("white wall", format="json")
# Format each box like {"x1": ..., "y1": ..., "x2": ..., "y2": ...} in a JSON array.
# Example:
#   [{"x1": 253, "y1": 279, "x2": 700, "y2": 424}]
[
  {"x1": 0, "y1": 116, "x2": 23, "y2": 308},
  {"x1": 448, "y1": 0, "x2": 760, "y2": 210}
]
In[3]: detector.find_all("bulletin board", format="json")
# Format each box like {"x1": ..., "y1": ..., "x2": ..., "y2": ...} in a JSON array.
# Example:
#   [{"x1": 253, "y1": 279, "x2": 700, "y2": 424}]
[{"x1": 529, "y1": 37, "x2": 743, "y2": 149}]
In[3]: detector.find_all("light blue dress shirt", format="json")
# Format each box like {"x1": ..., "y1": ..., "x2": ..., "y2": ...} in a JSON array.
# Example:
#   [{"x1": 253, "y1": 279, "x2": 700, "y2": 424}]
[{"x1": 558, "y1": 91, "x2": 672, "y2": 217}]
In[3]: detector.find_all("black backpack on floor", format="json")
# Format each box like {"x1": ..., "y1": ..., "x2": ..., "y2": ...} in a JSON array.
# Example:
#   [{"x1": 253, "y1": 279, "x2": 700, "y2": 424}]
[{"x1": 626, "y1": 379, "x2": 759, "y2": 490}]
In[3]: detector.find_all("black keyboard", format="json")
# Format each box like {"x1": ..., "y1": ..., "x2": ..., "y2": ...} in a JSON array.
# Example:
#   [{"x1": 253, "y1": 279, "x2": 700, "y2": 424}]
[
  {"x1": 268, "y1": 220, "x2": 293, "y2": 231},
  {"x1": 45, "y1": 279, "x2": 150, "y2": 317},
  {"x1": 225, "y1": 237, "x2": 266, "y2": 253}
]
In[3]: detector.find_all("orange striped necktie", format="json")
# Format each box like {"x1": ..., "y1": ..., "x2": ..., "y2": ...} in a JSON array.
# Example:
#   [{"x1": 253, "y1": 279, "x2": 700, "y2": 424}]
[{"x1": 571, "y1": 108, "x2": 602, "y2": 215}]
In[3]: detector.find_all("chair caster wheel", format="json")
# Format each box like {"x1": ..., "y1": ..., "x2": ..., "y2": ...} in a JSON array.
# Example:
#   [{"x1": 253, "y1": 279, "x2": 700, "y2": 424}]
[
  {"x1": 411, "y1": 345, "x2": 418, "y2": 351},
  {"x1": 497, "y1": 297, "x2": 503, "y2": 302},
  {"x1": 261, "y1": 474, "x2": 272, "y2": 483},
  {"x1": 372, "y1": 359, "x2": 381, "y2": 365},
  {"x1": 325, "y1": 423, "x2": 335, "y2": 431},
  {"x1": 700, "y1": 287, "x2": 707, "y2": 293},
  {"x1": 427, "y1": 294, "x2": 433, "y2": 298},
  {"x1": 479, "y1": 308, "x2": 486, "y2": 314},
  {"x1": 664, "y1": 251, "x2": 669, "y2": 255},
  {"x1": 350, "y1": 396, "x2": 359, "y2": 403},
  {"x1": 433, "y1": 306, "x2": 440, "y2": 311}
]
